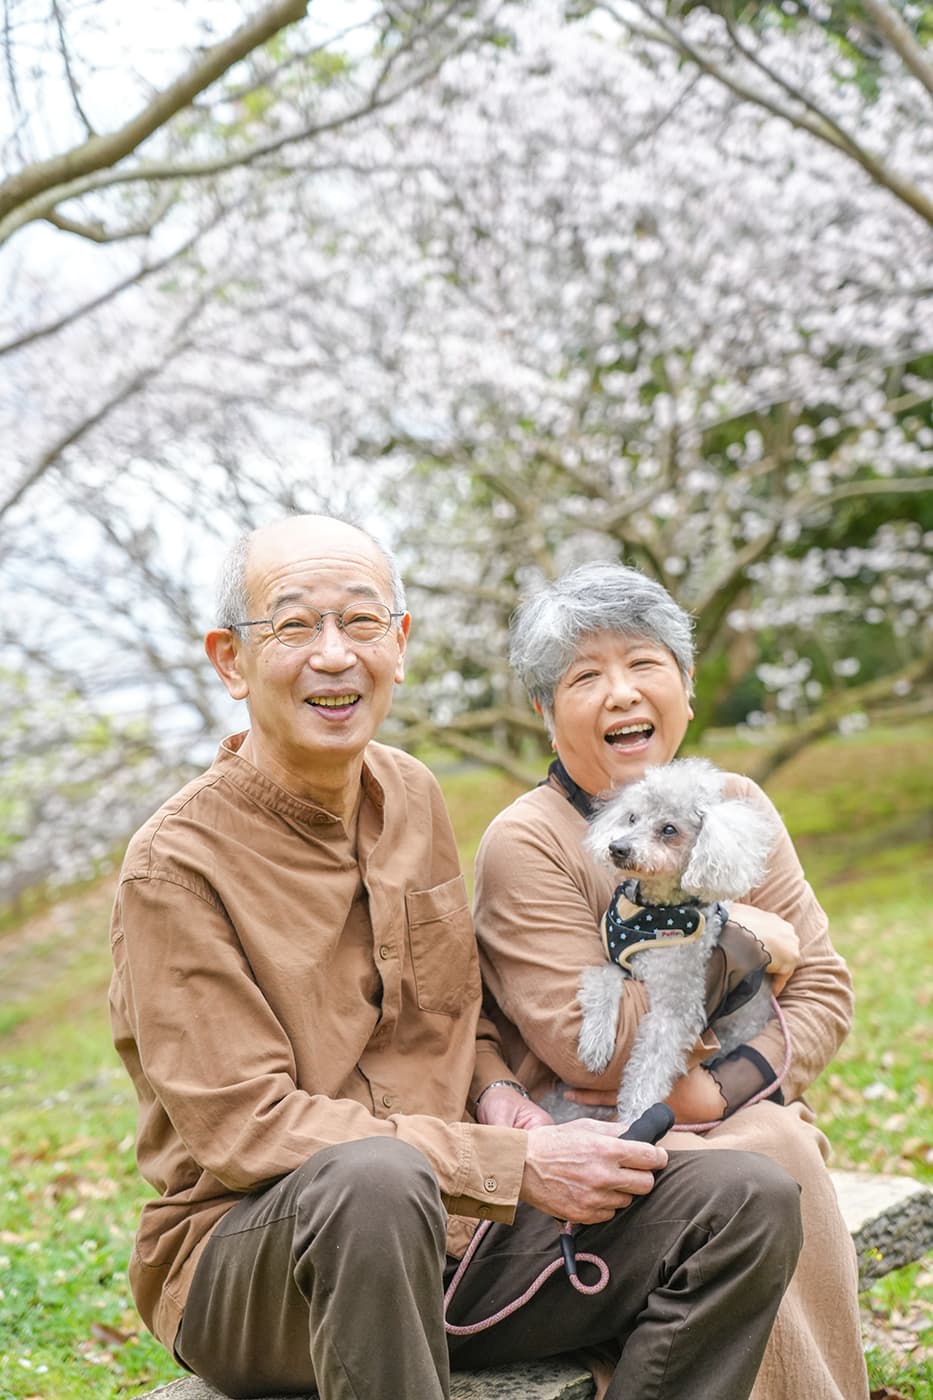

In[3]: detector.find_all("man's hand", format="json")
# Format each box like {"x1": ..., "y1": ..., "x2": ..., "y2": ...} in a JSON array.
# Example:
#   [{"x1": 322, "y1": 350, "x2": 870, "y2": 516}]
[
  {"x1": 729, "y1": 903, "x2": 799, "y2": 996},
  {"x1": 520, "y1": 1120, "x2": 667, "y2": 1223},
  {"x1": 476, "y1": 1084, "x2": 554, "y2": 1130}
]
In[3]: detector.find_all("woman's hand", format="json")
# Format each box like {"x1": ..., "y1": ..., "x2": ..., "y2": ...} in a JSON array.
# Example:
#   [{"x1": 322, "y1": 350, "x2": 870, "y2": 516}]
[
  {"x1": 476, "y1": 1084, "x2": 555, "y2": 1130},
  {"x1": 559, "y1": 1085, "x2": 617, "y2": 1111},
  {"x1": 664, "y1": 1066, "x2": 726, "y2": 1124},
  {"x1": 729, "y1": 903, "x2": 800, "y2": 996}
]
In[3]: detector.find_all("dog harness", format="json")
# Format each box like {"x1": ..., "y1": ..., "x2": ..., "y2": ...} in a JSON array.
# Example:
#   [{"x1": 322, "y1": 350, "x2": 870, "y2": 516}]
[
  {"x1": 543, "y1": 761, "x2": 726, "y2": 971},
  {"x1": 601, "y1": 879, "x2": 727, "y2": 971}
]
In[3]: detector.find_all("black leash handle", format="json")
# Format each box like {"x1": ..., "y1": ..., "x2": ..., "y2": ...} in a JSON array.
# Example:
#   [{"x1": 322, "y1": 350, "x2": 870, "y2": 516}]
[
  {"x1": 561, "y1": 1103, "x2": 675, "y2": 1278},
  {"x1": 619, "y1": 1102, "x2": 675, "y2": 1145}
]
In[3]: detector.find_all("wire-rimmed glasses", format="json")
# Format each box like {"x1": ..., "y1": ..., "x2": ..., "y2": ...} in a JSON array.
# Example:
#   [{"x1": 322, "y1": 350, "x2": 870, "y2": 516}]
[{"x1": 231, "y1": 603, "x2": 404, "y2": 647}]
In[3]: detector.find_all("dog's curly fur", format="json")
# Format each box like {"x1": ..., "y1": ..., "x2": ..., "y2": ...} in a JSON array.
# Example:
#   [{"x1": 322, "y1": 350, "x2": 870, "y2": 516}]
[{"x1": 564, "y1": 757, "x2": 778, "y2": 1125}]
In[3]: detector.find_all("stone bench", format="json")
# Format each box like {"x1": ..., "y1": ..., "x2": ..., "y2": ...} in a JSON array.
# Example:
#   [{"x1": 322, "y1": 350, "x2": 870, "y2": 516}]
[
  {"x1": 138, "y1": 1169, "x2": 933, "y2": 1400},
  {"x1": 831, "y1": 1167, "x2": 933, "y2": 1284}
]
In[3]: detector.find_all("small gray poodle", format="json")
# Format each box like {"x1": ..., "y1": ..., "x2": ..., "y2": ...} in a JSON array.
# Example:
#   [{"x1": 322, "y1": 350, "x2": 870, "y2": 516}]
[{"x1": 573, "y1": 757, "x2": 779, "y2": 1125}]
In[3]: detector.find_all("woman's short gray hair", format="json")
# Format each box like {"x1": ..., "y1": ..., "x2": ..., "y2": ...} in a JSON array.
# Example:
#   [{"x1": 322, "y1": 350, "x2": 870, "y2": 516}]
[
  {"x1": 215, "y1": 516, "x2": 406, "y2": 633},
  {"x1": 509, "y1": 562, "x2": 695, "y2": 725}
]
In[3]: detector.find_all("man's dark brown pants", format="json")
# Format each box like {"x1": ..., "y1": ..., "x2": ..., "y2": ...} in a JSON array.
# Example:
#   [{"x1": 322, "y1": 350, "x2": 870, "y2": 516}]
[{"x1": 175, "y1": 1137, "x2": 802, "y2": 1400}]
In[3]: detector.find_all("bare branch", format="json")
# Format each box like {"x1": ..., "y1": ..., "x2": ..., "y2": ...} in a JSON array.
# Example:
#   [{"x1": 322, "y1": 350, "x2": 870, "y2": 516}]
[
  {"x1": 720, "y1": 12, "x2": 866, "y2": 165},
  {"x1": 43, "y1": 184, "x2": 175, "y2": 242},
  {"x1": 51, "y1": 0, "x2": 96, "y2": 138},
  {"x1": 749, "y1": 649, "x2": 933, "y2": 784},
  {"x1": 3, "y1": 0, "x2": 21, "y2": 121},
  {"x1": 0, "y1": 0, "x2": 310, "y2": 232},
  {"x1": 1, "y1": 368, "x2": 157, "y2": 524},
  {"x1": 0, "y1": 213, "x2": 224, "y2": 356},
  {"x1": 859, "y1": 0, "x2": 933, "y2": 100},
  {"x1": 817, "y1": 475, "x2": 933, "y2": 506},
  {"x1": 0, "y1": 24, "x2": 471, "y2": 245},
  {"x1": 0, "y1": 288, "x2": 210, "y2": 523},
  {"x1": 390, "y1": 708, "x2": 542, "y2": 785}
]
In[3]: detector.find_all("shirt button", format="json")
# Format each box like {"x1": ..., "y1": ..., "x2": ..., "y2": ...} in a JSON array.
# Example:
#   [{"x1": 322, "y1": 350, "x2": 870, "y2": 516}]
[
  {"x1": 382, "y1": 1094, "x2": 394, "y2": 1109},
  {"x1": 378, "y1": 945, "x2": 391, "y2": 960},
  {"x1": 483, "y1": 1177, "x2": 498, "y2": 1193}
]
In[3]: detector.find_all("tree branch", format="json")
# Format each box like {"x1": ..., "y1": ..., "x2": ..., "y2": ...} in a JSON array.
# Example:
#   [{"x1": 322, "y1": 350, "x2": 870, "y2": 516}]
[
  {"x1": 858, "y1": 0, "x2": 933, "y2": 100},
  {"x1": 601, "y1": 1, "x2": 933, "y2": 229},
  {"x1": 51, "y1": 0, "x2": 96, "y2": 138},
  {"x1": 748, "y1": 650, "x2": 933, "y2": 784},
  {"x1": 42, "y1": 184, "x2": 175, "y2": 242},
  {"x1": 0, "y1": 214, "x2": 223, "y2": 356},
  {"x1": 0, "y1": 0, "x2": 310, "y2": 229},
  {"x1": 0, "y1": 290, "x2": 210, "y2": 523},
  {"x1": 816, "y1": 475, "x2": 933, "y2": 506},
  {"x1": 389, "y1": 715, "x2": 542, "y2": 786},
  {"x1": 0, "y1": 23, "x2": 465, "y2": 246}
]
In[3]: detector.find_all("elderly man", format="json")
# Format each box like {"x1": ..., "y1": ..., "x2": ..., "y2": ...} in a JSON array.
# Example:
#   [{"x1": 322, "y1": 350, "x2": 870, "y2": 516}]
[{"x1": 109, "y1": 514, "x2": 802, "y2": 1400}]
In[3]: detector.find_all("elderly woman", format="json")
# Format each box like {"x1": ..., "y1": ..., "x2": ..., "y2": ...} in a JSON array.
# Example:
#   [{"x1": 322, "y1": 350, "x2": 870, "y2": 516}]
[{"x1": 473, "y1": 562, "x2": 868, "y2": 1400}]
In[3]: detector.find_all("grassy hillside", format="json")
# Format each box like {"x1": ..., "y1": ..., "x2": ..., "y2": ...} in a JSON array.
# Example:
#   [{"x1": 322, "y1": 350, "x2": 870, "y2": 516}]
[{"x1": 0, "y1": 723, "x2": 930, "y2": 1398}]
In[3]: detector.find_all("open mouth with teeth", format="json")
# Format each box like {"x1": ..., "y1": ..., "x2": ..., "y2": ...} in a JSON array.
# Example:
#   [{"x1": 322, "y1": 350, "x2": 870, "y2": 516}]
[
  {"x1": 605, "y1": 722, "x2": 654, "y2": 748},
  {"x1": 306, "y1": 693, "x2": 361, "y2": 712}
]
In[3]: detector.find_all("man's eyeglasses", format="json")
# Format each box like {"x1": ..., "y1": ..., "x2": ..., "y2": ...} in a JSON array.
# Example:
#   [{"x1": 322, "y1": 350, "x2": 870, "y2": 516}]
[{"x1": 231, "y1": 603, "x2": 404, "y2": 648}]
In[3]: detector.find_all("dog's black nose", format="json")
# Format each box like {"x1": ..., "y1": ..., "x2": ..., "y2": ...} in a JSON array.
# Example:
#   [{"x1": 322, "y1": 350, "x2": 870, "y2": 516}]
[{"x1": 609, "y1": 840, "x2": 633, "y2": 864}]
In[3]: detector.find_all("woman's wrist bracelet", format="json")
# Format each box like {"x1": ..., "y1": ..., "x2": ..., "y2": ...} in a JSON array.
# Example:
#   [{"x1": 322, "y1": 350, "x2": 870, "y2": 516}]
[{"x1": 475, "y1": 1079, "x2": 530, "y2": 1106}]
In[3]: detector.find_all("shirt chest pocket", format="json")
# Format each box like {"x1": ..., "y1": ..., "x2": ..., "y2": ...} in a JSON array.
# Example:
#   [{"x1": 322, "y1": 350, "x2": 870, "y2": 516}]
[{"x1": 405, "y1": 874, "x2": 480, "y2": 1016}]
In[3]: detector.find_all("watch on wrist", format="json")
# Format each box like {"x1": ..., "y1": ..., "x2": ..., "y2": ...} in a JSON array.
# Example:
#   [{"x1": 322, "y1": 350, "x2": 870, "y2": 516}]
[{"x1": 475, "y1": 1079, "x2": 530, "y2": 1106}]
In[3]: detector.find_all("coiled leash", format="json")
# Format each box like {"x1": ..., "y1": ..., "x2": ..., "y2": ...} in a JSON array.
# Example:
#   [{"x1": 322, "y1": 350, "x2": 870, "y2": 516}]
[{"x1": 444, "y1": 1103, "x2": 674, "y2": 1335}]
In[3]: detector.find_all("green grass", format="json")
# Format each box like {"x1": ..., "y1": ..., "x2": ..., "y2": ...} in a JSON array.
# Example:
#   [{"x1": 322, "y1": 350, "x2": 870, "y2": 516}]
[
  {"x1": 0, "y1": 723, "x2": 931, "y2": 1396},
  {"x1": 0, "y1": 1008, "x2": 180, "y2": 1397}
]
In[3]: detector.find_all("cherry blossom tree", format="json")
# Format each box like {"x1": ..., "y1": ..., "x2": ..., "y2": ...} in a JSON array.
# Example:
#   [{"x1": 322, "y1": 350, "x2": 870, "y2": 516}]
[
  {"x1": 266, "y1": 2, "x2": 931, "y2": 775},
  {"x1": 1, "y1": 0, "x2": 930, "y2": 901},
  {"x1": 0, "y1": 0, "x2": 506, "y2": 902},
  {"x1": 593, "y1": 0, "x2": 933, "y2": 229}
]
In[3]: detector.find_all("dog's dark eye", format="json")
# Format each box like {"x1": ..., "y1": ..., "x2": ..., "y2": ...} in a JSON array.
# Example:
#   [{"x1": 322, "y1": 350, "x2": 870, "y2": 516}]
[
  {"x1": 660, "y1": 823, "x2": 679, "y2": 838},
  {"x1": 628, "y1": 812, "x2": 637, "y2": 824}
]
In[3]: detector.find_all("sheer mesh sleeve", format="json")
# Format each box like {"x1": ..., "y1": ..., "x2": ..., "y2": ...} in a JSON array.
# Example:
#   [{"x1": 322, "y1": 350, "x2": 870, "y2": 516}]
[
  {"x1": 706, "y1": 1045, "x2": 784, "y2": 1116},
  {"x1": 704, "y1": 917, "x2": 770, "y2": 1021}
]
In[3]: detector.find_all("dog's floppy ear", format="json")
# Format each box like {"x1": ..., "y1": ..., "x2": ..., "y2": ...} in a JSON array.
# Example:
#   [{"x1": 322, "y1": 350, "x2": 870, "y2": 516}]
[{"x1": 681, "y1": 800, "x2": 777, "y2": 901}]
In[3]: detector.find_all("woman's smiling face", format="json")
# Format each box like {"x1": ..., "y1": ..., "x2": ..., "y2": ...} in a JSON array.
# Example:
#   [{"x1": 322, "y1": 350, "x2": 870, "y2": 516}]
[{"x1": 550, "y1": 630, "x2": 693, "y2": 796}]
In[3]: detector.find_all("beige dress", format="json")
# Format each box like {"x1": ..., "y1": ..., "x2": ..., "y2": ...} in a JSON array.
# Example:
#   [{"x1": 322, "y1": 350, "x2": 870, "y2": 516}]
[{"x1": 474, "y1": 770, "x2": 869, "y2": 1400}]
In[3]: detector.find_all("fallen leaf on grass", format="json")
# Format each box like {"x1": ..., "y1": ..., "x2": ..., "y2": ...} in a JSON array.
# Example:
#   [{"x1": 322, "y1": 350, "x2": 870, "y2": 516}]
[
  {"x1": 90, "y1": 1321, "x2": 133, "y2": 1348},
  {"x1": 870, "y1": 1389, "x2": 911, "y2": 1399},
  {"x1": 54, "y1": 1136, "x2": 98, "y2": 1158}
]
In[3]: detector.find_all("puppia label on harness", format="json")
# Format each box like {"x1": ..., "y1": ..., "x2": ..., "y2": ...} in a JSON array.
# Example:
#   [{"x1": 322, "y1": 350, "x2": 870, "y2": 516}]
[{"x1": 600, "y1": 883, "x2": 708, "y2": 971}]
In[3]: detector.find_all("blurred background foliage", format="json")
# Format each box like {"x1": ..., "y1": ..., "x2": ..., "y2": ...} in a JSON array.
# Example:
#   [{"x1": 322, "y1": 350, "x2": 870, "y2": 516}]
[{"x1": 1, "y1": 0, "x2": 931, "y2": 906}]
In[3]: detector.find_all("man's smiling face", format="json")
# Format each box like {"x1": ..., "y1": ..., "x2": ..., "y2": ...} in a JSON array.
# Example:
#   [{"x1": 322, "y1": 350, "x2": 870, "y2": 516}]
[{"x1": 217, "y1": 516, "x2": 409, "y2": 789}]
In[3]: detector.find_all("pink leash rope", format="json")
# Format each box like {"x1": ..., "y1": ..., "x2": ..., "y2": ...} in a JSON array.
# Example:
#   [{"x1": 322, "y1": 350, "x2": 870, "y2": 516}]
[
  {"x1": 444, "y1": 997, "x2": 792, "y2": 1335},
  {"x1": 444, "y1": 1219, "x2": 609, "y2": 1336}
]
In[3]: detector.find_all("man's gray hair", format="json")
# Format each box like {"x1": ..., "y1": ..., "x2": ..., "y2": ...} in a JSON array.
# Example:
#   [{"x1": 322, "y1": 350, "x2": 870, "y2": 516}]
[
  {"x1": 215, "y1": 516, "x2": 406, "y2": 634},
  {"x1": 509, "y1": 562, "x2": 695, "y2": 725}
]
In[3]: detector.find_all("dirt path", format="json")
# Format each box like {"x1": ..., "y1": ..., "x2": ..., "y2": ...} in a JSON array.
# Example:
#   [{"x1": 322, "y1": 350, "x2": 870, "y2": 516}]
[{"x1": 0, "y1": 875, "x2": 117, "y2": 1015}]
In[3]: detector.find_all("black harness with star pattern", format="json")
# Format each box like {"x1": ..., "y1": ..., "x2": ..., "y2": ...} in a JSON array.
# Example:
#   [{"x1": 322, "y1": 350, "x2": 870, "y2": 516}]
[{"x1": 601, "y1": 879, "x2": 727, "y2": 971}]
